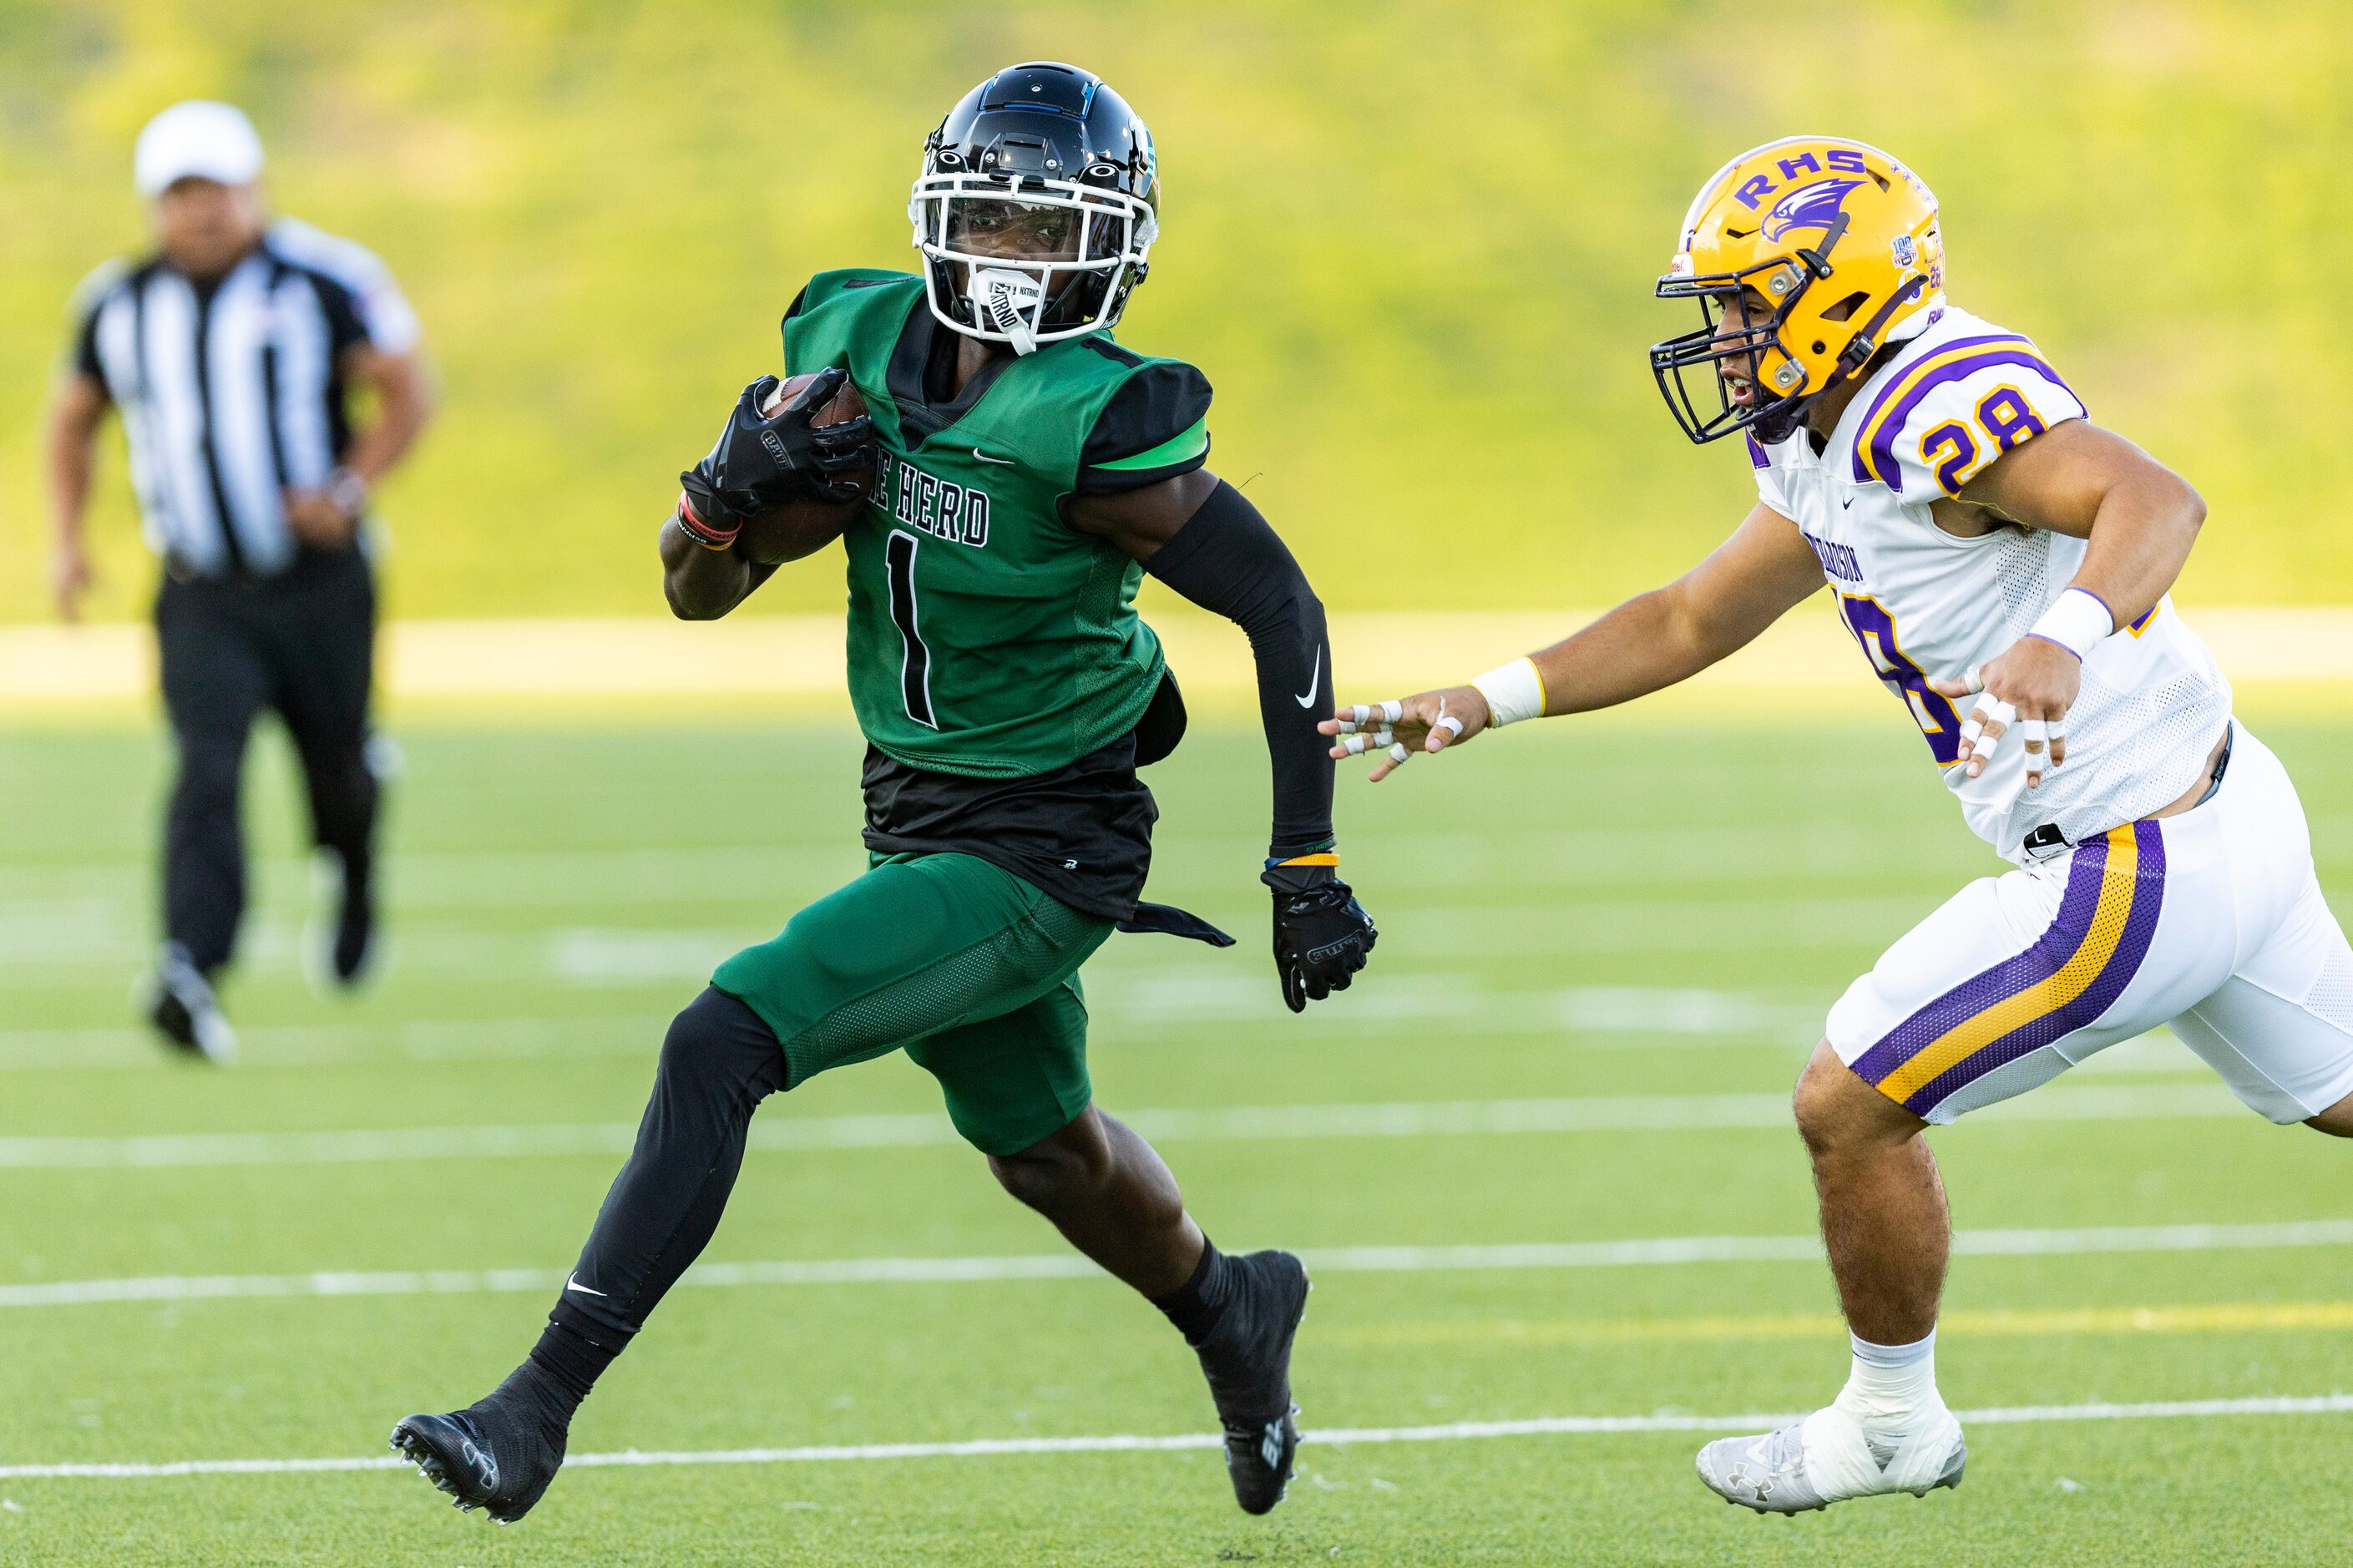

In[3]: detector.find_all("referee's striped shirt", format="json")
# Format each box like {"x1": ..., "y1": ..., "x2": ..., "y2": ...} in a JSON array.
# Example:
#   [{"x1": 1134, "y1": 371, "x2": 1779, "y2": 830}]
[{"x1": 68, "y1": 218, "x2": 420, "y2": 579}]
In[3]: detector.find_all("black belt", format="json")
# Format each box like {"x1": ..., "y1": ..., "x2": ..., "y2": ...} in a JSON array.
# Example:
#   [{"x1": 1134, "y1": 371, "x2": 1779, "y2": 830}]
[
  {"x1": 2019, "y1": 721, "x2": 2234, "y2": 857},
  {"x1": 2193, "y1": 721, "x2": 2236, "y2": 808}
]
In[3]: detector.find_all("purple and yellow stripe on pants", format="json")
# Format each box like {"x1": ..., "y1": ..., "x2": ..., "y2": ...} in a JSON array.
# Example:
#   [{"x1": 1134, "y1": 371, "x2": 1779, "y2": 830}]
[{"x1": 1853, "y1": 822, "x2": 2167, "y2": 1115}]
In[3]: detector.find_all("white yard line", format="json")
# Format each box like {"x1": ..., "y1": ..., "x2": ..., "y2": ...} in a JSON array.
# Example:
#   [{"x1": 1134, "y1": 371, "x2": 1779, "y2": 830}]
[
  {"x1": 5, "y1": 1393, "x2": 2350, "y2": 1481},
  {"x1": 0, "y1": 898, "x2": 1926, "y2": 981},
  {"x1": 8, "y1": 1219, "x2": 2350, "y2": 1310},
  {"x1": 0, "y1": 1017, "x2": 679, "y2": 1070},
  {"x1": 2, "y1": 1002, "x2": 2217, "y2": 1074},
  {"x1": 0, "y1": 987, "x2": 1835, "y2": 1069},
  {"x1": 0, "y1": 1082, "x2": 2248, "y2": 1170},
  {"x1": 8, "y1": 607, "x2": 2350, "y2": 704}
]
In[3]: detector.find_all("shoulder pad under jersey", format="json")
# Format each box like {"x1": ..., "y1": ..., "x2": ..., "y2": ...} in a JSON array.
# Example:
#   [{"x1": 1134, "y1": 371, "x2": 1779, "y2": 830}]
[
  {"x1": 1076, "y1": 353, "x2": 1212, "y2": 494},
  {"x1": 1848, "y1": 322, "x2": 2086, "y2": 498}
]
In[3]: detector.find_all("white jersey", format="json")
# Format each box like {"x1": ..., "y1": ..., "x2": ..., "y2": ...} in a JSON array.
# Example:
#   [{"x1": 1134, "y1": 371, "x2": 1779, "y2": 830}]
[{"x1": 1750, "y1": 305, "x2": 2232, "y2": 862}]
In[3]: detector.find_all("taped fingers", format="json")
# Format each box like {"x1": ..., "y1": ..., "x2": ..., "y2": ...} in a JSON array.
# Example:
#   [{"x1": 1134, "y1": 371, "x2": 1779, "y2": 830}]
[
  {"x1": 2020, "y1": 716, "x2": 2050, "y2": 787},
  {"x1": 1331, "y1": 699, "x2": 1405, "y2": 735},
  {"x1": 1963, "y1": 699, "x2": 2016, "y2": 775},
  {"x1": 1430, "y1": 707, "x2": 1465, "y2": 753},
  {"x1": 1366, "y1": 740, "x2": 1414, "y2": 781}
]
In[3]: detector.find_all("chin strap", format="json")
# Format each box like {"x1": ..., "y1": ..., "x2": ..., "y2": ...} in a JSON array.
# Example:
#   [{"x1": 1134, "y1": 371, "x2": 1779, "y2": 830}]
[
  {"x1": 1831, "y1": 274, "x2": 1930, "y2": 381},
  {"x1": 969, "y1": 266, "x2": 1044, "y2": 356},
  {"x1": 1757, "y1": 272, "x2": 1930, "y2": 442}
]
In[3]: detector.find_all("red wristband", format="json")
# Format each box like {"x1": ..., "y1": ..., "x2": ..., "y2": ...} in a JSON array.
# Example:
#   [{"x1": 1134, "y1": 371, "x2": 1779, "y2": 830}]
[{"x1": 674, "y1": 490, "x2": 739, "y2": 550}]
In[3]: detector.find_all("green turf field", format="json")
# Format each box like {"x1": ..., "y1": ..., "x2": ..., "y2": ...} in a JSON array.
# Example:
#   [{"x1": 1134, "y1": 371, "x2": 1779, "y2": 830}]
[{"x1": 3, "y1": 714, "x2": 2351, "y2": 1565}]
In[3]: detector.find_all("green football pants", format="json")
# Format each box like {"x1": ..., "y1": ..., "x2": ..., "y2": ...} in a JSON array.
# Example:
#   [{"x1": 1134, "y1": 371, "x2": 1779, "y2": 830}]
[{"x1": 710, "y1": 851, "x2": 1113, "y2": 1156}]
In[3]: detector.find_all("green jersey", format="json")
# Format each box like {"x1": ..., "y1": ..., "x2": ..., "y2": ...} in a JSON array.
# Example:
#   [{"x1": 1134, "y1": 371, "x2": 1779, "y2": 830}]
[{"x1": 783, "y1": 270, "x2": 1212, "y2": 779}]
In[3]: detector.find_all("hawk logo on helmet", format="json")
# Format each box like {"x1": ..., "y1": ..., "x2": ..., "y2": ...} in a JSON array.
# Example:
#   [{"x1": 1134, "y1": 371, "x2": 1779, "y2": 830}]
[{"x1": 1761, "y1": 178, "x2": 1865, "y2": 244}]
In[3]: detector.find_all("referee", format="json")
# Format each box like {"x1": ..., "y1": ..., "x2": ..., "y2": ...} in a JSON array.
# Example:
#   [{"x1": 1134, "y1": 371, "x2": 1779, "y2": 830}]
[{"x1": 43, "y1": 101, "x2": 434, "y2": 1060}]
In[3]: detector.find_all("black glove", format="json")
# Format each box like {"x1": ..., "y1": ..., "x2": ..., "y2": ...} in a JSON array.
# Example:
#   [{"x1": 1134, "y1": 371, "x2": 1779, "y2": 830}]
[
  {"x1": 680, "y1": 368, "x2": 875, "y2": 529},
  {"x1": 1261, "y1": 859, "x2": 1376, "y2": 1013}
]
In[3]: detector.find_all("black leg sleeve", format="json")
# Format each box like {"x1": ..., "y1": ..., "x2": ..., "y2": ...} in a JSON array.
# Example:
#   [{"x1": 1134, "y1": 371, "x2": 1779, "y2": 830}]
[
  {"x1": 535, "y1": 988, "x2": 790, "y2": 1393},
  {"x1": 1141, "y1": 480, "x2": 1336, "y2": 858}
]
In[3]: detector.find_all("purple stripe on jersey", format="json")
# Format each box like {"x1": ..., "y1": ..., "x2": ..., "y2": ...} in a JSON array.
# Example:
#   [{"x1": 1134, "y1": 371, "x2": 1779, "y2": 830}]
[
  {"x1": 1856, "y1": 347, "x2": 2082, "y2": 493},
  {"x1": 1845, "y1": 335, "x2": 2029, "y2": 483},
  {"x1": 1850, "y1": 832, "x2": 2118, "y2": 1088},
  {"x1": 1745, "y1": 432, "x2": 1770, "y2": 470},
  {"x1": 1896, "y1": 820, "x2": 2166, "y2": 1115}
]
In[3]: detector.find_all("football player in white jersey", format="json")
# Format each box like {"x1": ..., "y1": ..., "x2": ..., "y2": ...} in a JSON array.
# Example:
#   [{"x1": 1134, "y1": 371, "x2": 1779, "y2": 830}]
[{"x1": 1323, "y1": 136, "x2": 2353, "y2": 1512}]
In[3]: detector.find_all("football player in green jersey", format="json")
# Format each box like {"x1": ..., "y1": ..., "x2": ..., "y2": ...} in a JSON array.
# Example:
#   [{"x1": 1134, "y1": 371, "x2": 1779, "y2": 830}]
[{"x1": 392, "y1": 63, "x2": 1377, "y2": 1525}]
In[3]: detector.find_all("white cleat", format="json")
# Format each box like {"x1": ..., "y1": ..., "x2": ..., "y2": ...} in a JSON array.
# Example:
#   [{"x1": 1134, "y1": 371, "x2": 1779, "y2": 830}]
[{"x1": 1696, "y1": 1403, "x2": 1965, "y2": 1514}]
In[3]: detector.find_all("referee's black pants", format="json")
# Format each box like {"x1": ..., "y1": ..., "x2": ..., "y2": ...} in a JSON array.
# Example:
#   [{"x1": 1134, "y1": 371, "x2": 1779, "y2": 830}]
[{"x1": 154, "y1": 546, "x2": 382, "y2": 975}]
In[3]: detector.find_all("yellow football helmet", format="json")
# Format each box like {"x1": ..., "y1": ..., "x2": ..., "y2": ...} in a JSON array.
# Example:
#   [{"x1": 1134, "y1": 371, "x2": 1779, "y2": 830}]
[{"x1": 1650, "y1": 136, "x2": 1944, "y2": 443}]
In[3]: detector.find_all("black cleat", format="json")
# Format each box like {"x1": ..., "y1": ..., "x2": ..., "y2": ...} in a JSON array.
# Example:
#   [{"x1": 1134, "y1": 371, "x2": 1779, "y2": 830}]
[
  {"x1": 390, "y1": 1381, "x2": 569, "y2": 1524},
  {"x1": 314, "y1": 849, "x2": 377, "y2": 988},
  {"x1": 1193, "y1": 1249, "x2": 1309, "y2": 1515},
  {"x1": 146, "y1": 943, "x2": 235, "y2": 1062},
  {"x1": 331, "y1": 873, "x2": 374, "y2": 984}
]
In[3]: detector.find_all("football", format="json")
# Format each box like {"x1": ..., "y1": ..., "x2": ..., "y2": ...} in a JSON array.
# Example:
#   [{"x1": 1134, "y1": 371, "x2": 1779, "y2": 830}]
[{"x1": 736, "y1": 371, "x2": 875, "y2": 564}]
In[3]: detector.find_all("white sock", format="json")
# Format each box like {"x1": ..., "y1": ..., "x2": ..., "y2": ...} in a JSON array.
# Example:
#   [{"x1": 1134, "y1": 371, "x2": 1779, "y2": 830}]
[{"x1": 1833, "y1": 1328, "x2": 1946, "y2": 1460}]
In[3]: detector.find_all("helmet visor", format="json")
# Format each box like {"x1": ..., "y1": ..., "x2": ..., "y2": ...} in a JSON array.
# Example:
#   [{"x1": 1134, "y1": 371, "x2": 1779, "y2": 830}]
[{"x1": 943, "y1": 198, "x2": 1086, "y2": 262}]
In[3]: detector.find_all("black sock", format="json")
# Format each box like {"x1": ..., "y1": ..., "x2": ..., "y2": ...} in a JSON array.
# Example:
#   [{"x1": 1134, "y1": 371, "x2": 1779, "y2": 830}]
[
  {"x1": 486, "y1": 1346, "x2": 587, "y2": 1444},
  {"x1": 523, "y1": 1316, "x2": 615, "y2": 1412},
  {"x1": 1152, "y1": 1239, "x2": 1238, "y2": 1348}
]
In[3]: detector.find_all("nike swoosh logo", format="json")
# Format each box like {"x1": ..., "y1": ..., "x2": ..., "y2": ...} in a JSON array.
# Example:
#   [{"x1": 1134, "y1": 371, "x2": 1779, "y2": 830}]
[
  {"x1": 564, "y1": 1274, "x2": 607, "y2": 1297},
  {"x1": 972, "y1": 448, "x2": 1016, "y2": 466},
  {"x1": 1293, "y1": 648, "x2": 1322, "y2": 709}
]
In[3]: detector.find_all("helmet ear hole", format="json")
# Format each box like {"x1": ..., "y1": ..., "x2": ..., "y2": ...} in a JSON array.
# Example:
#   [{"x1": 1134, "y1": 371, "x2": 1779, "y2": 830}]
[{"x1": 1819, "y1": 291, "x2": 1870, "y2": 323}]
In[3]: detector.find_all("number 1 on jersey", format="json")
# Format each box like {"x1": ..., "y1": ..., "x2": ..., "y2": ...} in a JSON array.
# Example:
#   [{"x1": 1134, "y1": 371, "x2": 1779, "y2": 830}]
[
  {"x1": 885, "y1": 531, "x2": 939, "y2": 729},
  {"x1": 1836, "y1": 594, "x2": 1961, "y2": 765}
]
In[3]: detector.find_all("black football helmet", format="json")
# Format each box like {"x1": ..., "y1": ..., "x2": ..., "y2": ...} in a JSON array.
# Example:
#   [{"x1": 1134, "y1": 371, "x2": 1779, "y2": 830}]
[{"x1": 908, "y1": 62, "x2": 1158, "y2": 354}]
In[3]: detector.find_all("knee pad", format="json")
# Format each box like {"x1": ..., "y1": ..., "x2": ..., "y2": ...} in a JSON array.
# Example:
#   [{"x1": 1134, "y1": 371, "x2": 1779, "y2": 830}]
[{"x1": 660, "y1": 987, "x2": 792, "y2": 1099}]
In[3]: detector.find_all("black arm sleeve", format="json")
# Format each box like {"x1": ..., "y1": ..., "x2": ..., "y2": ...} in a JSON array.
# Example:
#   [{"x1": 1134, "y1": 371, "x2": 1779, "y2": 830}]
[{"x1": 1143, "y1": 479, "x2": 1335, "y2": 859}]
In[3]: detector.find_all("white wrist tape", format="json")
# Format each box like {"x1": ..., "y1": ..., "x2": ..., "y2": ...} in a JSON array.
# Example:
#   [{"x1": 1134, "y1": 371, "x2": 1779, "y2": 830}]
[
  {"x1": 1470, "y1": 656, "x2": 1546, "y2": 728},
  {"x1": 2027, "y1": 588, "x2": 2115, "y2": 663}
]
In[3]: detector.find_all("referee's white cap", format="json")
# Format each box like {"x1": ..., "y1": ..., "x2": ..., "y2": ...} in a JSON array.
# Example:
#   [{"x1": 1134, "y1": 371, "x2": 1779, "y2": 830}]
[{"x1": 134, "y1": 100, "x2": 265, "y2": 197}]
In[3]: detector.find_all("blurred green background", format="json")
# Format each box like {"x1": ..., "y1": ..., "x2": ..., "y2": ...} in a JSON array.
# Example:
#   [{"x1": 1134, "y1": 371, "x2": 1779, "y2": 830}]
[{"x1": 3, "y1": 0, "x2": 2346, "y2": 624}]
